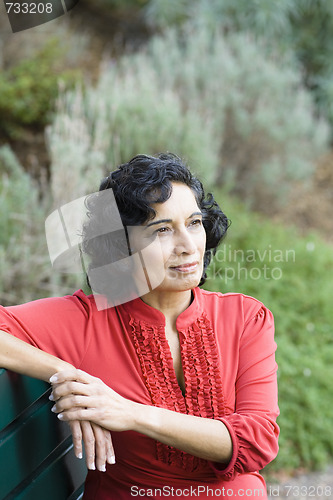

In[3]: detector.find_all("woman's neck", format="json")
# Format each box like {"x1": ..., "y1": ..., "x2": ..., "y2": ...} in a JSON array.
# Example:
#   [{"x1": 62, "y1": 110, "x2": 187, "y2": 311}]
[{"x1": 140, "y1": 289, "x2": 192, "y2": 326}]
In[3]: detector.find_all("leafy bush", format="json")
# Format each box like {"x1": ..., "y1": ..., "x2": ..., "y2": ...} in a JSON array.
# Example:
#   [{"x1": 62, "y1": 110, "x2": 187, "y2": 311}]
[
  {"x1": 0, "y1": 39, "x2": 81, "y2": 138},
  {"x1": 145, "y1": 0, "x2": 333, "y2": 139},
  {"x1": 145, "y1": 0, "x2": 298, "y2": 36},
  {"x1": 204, "y1": 191, "x2": 333, "y2": 473},
  {"x1": 0, "y1": 146, "x2": 82, "y2": 305},
  {"x1": 48, "y1": 24, "x2": 329, "y2": 211},
  {"x1": 0, "y1": 145, "x2": 48, "y2": 304},
  {"x1": 47, "y1": 63, "x2": 218, "y2": 206},
  {"x1": 289, "y1": 1, "x2": 333, "y2": 136},
  {"x1": 140, "y1": 26, "x2": 329, "y2": 209}
]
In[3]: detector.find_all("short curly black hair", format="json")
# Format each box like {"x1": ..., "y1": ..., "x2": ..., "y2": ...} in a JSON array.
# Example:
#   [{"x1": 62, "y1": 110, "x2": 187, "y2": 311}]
[{"x1": 83, "y1": 153, "x2": 230, "y2": 288}]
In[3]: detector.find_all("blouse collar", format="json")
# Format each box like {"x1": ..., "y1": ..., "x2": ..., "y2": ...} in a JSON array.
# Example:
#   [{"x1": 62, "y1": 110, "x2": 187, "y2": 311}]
[{"x1": 120, "y1": 287, "x2": 204, "y2": 328}]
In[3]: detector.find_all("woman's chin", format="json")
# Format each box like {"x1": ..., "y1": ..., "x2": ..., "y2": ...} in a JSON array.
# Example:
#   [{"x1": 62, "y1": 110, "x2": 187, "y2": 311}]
[{"x1": 155, "y1": 271, "x2": 202, "y2": 292}]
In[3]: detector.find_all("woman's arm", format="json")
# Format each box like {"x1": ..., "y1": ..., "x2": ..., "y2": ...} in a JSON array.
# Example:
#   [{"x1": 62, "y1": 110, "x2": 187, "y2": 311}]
[
  {"x1": 132, "y1": 403, "x2": 232, "y2": 462},
  {"x1": 0, "y1": 329, "x2": 72, "y2": 380},
  {"x1": 50, "y1": 369, "x2": 233, "y2": 464},
  {"x1": 0, "y1": 329, "x2": 115, "y2": 471}
]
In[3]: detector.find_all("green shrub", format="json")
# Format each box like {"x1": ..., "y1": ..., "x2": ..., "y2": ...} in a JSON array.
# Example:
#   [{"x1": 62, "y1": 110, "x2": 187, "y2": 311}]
[
  {"x1": 139, "y1": 26, "x2": 329, "y2": 209},
  {"x1": 204, "y1": 191, "x2": 333, "y2": 472},
  {"x1": 145, "y1": 0, "x2": 333, "y2": 139},
  {"x1": 0, "y1": 145, "x2": 48, "y2": 304},
  {"x1": 145, "y1": 0, "x2": 190, "y2": 28},
  {"x1": 0, "y1": 39, "x2": 80, "y2": 138},
  {"x1": 145, "y1": 0, "x2": 297, "y2": 36},
  {"x1": 47, "y1": 65, "x2": 218, "y2": 206},
  {"x1": 48, "y1": 24, "x2": 329, "y2": 210},
  {"x1": 0, "y1": 146, "x2": 83, "y2": 305}
]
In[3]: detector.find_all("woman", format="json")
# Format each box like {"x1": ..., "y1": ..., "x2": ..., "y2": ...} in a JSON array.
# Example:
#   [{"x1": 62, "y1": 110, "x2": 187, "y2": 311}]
[{"x1": 0, "y1": 153, "x2": 279, "y2": 499}]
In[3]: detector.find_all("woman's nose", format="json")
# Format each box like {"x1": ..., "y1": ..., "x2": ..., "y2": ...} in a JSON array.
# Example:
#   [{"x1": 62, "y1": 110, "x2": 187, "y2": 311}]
[{"x1": 174, "y1": 229, "x2": 196, "y2": 255}]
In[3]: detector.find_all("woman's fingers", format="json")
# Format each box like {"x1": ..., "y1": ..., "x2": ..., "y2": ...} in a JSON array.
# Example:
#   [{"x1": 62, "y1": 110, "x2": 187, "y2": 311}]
[
  {"x1": 92, "y1": 423, "x2": 106, "y2": 471},
  {"x1": 69, "y1": 420, "x2": 83, "y2": 459},
  {"x1": 51, "y1": 381, "x2": 93, "y2": 401},
  {"x1": 70, "y1": 421, "x2": 116, "y2": 471},
  {"x1": 81, "y1": 421, "x2": 97, "y2": 470},
  {"x1": 50, "y1": 370, "x2": 107, "y2": 403},
  {"x1": 50, "y1": 369, "x2": 96, "y2": 385},
  {"x1": 49, "y1": 367, "x2": 134, "y2": 432},
  {"x1": 53, "y1": 405, "x2": 94, "y2": 422},
  {"x1": 104, "y1": 427, "x2": 116, "y2": 465},
  {"x1": 66, "y1": 420, "x2": 116, "y2": 471},
  {"x1": 91, "y1": 423, "x2": 116, "y2": 470},
  {"x1": 51, "y1": 394, "x2": 92, "y2": 413},
  {"x1": 50, "y1": 369, "x2": 117, "y2": 471}
]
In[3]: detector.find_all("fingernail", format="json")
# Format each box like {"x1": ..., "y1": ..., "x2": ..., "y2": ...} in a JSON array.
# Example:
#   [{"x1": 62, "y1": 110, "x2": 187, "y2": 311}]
[
  {"x1": 98, "y1": 464, "x2": 106, "y2": 472},
  {"x1": 49, "y1": 375, "x2": 58, "y2": 383},
  {"x1": 51, "y1": 405, "x2": 57, "y2": 413},
  {"x1": 89, "y1": 463, "x2": 96, "y2": 470},
  {"x1": 109, "y1": 455, "x2": 116, "y2": 465},
  {"x1": 49, "y1": 393, "x2": 54, "y2": 401},
  {"x1": 77, "y1": 452, "x2": 83, "y2": 459},
  {"x1": 57, "y1": 413, "x2": 63, "y2": 420}
]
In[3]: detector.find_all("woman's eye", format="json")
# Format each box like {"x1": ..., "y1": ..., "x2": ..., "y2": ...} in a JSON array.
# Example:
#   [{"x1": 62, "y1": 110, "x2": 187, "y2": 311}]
[
  {"x1": 190, "y1": 219, "x2": 202, "y2": 227},
  {"x1": 156, "y1": 226, "x2": 170, "y2": 234}
]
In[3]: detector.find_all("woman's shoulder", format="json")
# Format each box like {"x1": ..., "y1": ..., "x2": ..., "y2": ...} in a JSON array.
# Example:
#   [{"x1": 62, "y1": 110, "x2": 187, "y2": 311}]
[
  {"x1": 198, "y1": 288, "x2": 270, "y2": 322},
  {"x1": 3, "y1": 289, "x2": 97, "y2": 320}
]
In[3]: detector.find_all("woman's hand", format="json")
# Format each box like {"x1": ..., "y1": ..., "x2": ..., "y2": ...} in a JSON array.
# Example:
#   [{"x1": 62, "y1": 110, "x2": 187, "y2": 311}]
[
  {"x1": 69, "y1": 420, "x2": 115, "y2": 472},
  {"x1": 49, "y1": 369, "x2": 136, "y2": 433},
  {"x1": 49, "y1": 369, "x2": 233, "y2": 465}
]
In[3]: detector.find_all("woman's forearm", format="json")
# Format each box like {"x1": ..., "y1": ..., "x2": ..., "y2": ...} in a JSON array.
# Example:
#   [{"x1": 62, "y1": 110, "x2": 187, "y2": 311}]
[
  {"x1": 0, "y1": 332, "x2": 116, "y2": 472},
  {"x1": 132, "y1": 403, "x2": 232, "y2": 463},
  {"x1": 0, "y1": 329, "x2": 73, "y2": 381},
  {"x1": 50, "y1": 369, "x2": 233, "y2": 464}
]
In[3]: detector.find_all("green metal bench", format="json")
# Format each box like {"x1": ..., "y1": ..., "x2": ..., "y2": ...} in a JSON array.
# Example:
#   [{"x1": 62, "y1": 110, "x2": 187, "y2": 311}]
[{"x1": 0, "y1": 369, "x2": 87, "y2": 500}]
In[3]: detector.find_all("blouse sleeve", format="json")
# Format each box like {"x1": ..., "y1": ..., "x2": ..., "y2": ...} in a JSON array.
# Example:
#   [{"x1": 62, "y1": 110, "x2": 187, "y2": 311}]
[
  {"x1": 209, "y1": 304, "x2": 279, "y2": 480},
  {"x1": 0, "y1": 291, "x2": 92, "y2": 368}
]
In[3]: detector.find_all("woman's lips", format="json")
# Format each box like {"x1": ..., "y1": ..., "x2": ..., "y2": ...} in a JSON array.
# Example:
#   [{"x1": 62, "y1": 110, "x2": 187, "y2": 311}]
[{"x1": 170, "y1": 262, "x2": 199, "y2": 273}]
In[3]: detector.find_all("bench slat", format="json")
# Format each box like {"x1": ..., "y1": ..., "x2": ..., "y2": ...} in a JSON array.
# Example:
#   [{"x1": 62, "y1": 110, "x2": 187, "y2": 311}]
[
  {"x1": 0, "y1": 370, "x2": 86, "y2": 499},
  {"x1": 0, "y1": 369, "x2": 50, "y2": 429}
]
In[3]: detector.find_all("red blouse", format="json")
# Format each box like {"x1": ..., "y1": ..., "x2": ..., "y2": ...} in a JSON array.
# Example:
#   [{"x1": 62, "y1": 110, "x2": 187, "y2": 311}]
[{"x1": 0, "y1": 287, "x2": 279, "y2": 499}]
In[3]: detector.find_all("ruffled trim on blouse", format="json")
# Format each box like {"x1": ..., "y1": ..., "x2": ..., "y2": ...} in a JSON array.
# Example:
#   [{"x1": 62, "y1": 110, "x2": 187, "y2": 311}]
[
  {"x1": 129, "y1": 312, "x2": 227, "y2": 472},
  {"x1": 181, "y1": 315, "x2": 226, "y2": 420}
]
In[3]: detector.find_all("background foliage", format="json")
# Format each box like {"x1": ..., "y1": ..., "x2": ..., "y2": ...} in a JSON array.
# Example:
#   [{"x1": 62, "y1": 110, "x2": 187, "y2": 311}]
[
  {"x1": 0, "y1": 38, "x2": 83, "y2": 139},
  {"x1": 145, "y1": 0, "x2": 333, "y2": 139},
  {"x1": 0, "y1": 145, "x2": 50, "y2": 304},
  {"x1": 0, "y1": 145, "x2": 85, "y2": 305},
  {"x1": 47, "y1": 24, "x2": 329, "y2": 212}
]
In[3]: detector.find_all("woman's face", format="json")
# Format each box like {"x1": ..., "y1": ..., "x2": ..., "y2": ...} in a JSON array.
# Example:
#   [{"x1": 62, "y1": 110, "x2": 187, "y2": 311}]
[{"x1": 128, "y1": 182, "x2": 206, "y2": 294}]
